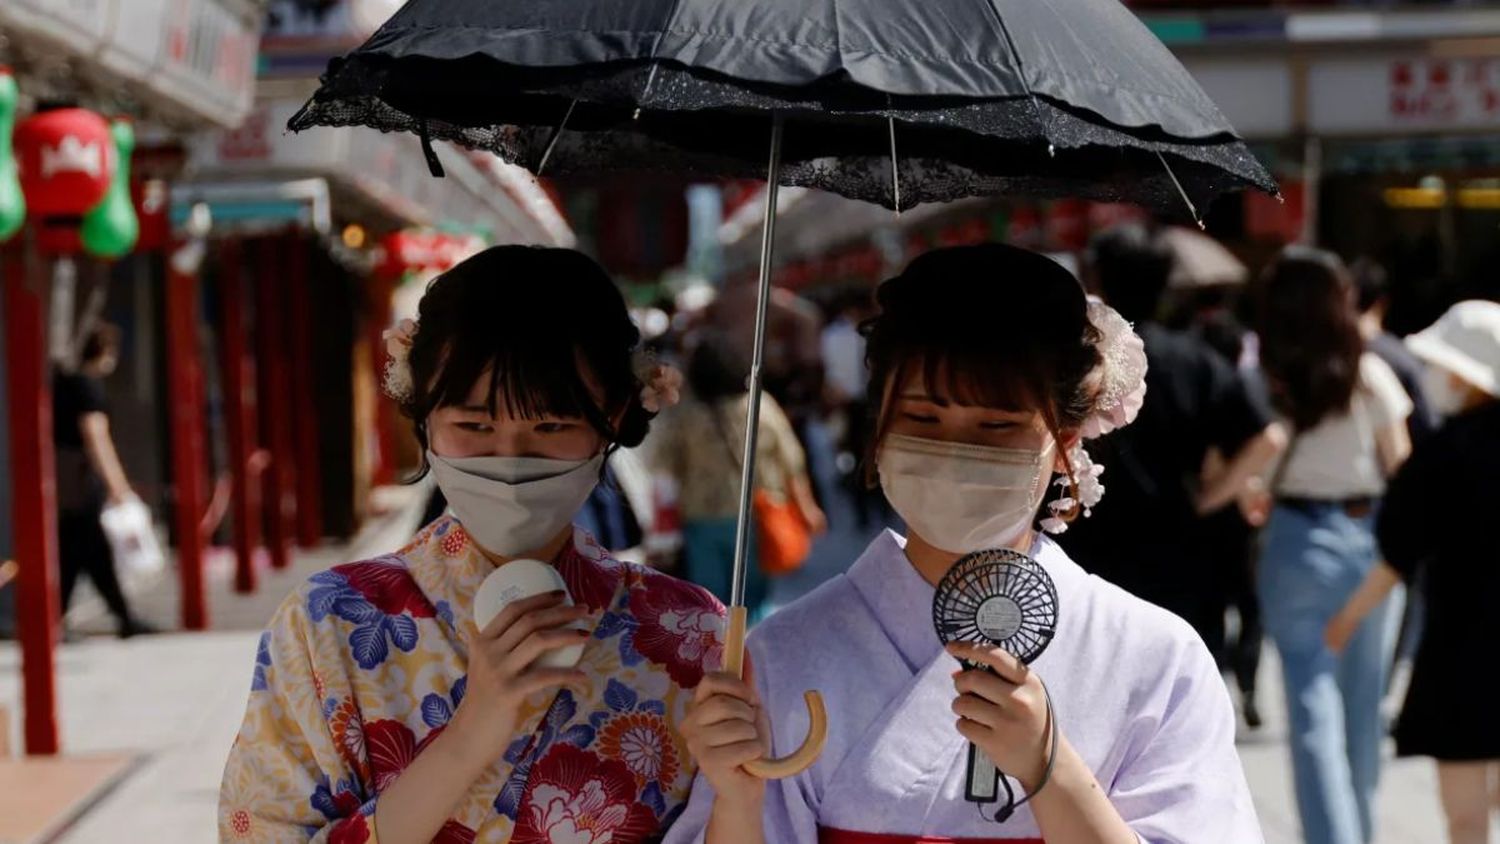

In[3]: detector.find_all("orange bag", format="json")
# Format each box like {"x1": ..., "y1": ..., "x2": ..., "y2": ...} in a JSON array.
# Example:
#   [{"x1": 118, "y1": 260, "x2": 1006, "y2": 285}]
[
  {"x1": 713, "y1": 407, "x2": 812, "y2": 576},
  {"x1": 754, "y1": 488, "x2": 810, "y2": 575}
]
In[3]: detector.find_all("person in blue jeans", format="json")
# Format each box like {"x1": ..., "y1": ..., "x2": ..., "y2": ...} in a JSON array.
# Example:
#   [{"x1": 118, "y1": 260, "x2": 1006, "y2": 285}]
[{"x1": 1254, "y1": 248, "x2": 1413, "y2": 844}]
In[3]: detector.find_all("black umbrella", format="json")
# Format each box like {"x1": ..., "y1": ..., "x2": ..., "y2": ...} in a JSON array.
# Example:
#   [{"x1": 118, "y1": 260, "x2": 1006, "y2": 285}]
[{"x1": 291, "y1": 0, "x2": 1276, "y2": 779}]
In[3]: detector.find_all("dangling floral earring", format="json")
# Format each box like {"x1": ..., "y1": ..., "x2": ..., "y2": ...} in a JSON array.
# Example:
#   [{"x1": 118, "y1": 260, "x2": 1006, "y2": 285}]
[{"x1": 1040, "y1": 442, "x2": 1105, "y2": 535}]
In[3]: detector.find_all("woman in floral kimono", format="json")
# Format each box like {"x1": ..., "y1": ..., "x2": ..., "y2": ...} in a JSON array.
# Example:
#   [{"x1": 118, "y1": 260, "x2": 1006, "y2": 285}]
[
  {"x1": 667, "y1": 244, "x2": 1262, "y2": 844},
  {"x1": 220, "y1": 246, "x2": 723, "y2": 844}
]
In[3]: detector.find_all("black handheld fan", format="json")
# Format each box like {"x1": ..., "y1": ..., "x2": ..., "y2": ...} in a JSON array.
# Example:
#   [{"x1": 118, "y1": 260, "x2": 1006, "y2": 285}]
[{"x1": 933, "y1": 549, "x2": 1059, "y2": 813}]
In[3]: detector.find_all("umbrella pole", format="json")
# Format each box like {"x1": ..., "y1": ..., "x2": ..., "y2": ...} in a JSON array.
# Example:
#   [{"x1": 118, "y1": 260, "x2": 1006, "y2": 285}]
[
  {"x1": 725, "y1": 115, "x2": 783, "y2": 624},
  {"x1": 721, "y1": 115, "x2": 828, "y2": 781}
]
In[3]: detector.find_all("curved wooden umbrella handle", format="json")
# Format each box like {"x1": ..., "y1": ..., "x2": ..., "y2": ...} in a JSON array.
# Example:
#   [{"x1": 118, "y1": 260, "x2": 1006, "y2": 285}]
[{"x1": 723, "y1": 607, "x2": 829, "y2": 779}]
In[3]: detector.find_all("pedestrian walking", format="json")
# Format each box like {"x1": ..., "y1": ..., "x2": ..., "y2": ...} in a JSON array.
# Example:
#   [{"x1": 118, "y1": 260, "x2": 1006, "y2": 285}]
[
  {"x1": 1060, "y1": 224, "x2": 1283, "y2": 662},
  {"x1": 1196, "y1": 308, "x2": 1271, "y2": 728},
  {"x1": 649, "y1": 332, "x2": 826, "y2": 619},
  {"x1": 53, "y1": 323, "x2": 155, "y2": 639},
  {"x1": 1327, "y1": 300, "x2": 1500, "y2": 844},
  {"x1": 1255, "y1": 247, "x2": 1413, "y2": 844}
]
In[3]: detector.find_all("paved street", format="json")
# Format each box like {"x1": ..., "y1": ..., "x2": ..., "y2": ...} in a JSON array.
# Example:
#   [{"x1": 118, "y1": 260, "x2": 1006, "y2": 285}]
[{"x1": 0, "y1": 477, "x2": 1449, "y2": 843}]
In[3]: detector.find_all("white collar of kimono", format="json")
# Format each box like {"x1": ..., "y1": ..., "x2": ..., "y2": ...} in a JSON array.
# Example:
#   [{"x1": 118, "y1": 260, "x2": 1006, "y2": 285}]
[{"x1": 846, "y1": 530, "x2": 1067, "y2": 670}]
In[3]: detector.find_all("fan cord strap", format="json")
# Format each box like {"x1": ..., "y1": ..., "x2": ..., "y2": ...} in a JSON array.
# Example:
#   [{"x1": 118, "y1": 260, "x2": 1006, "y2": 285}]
[{"x1": 991, "y1": 677, "x2": 1059, "y2": 824}]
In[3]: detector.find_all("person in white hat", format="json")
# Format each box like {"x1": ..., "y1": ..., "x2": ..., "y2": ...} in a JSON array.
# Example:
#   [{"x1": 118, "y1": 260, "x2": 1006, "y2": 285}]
[{"x1": 1326, "y1": 299, "x2": 1500, "y2": 844}]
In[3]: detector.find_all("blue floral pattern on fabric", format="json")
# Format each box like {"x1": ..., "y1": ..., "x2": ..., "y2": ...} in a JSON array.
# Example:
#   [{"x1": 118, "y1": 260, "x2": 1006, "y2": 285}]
[
  {"x1": 595, "y1": 609, "x2": 646, "y2": 667},
  {"x1": 420, "y1": 677, "x2": 467, "y2": 730},
  {"x1": 493, "y1": 690, "x2": 599, "y2": 819},
  {"x1": 251, "y1": 631, "x2": 272, "y2": 692},
  {"x1": 305, "y1": 569, "x2": 424, "y2": 670}
]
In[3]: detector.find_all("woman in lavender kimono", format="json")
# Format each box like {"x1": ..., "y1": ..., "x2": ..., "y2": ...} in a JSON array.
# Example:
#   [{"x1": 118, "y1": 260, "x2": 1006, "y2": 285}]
[
  {"x1": 220, "y1": 246, "x2": 723, "y2": 843},
  {"x1": 667, "y1": 244, "x2": 1261, "y2": 844}
]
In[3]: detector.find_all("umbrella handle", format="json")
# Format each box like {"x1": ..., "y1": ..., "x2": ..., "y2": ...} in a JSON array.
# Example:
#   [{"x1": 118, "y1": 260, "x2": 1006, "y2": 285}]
[{"x1": 722, "y1": 606, "x2": 828, "y2": 779}]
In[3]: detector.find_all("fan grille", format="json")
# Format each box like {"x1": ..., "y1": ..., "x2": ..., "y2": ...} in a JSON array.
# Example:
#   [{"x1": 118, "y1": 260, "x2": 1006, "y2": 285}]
[{"x1": 933, "y1": 549, "x2": 1058, "y2": 665}]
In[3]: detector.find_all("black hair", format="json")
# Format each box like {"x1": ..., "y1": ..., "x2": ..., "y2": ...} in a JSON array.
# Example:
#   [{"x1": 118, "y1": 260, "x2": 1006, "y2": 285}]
[
  {"x1": 1257, "y1": 246, "x2": 1363, "y2": 432},
  {"x1": 861, "y1": 244, "x2": 1103, "y2": 506},
  {"x1": 80, "y1": 323, "x2": 120, "y2": 365},
  {"x1": 399, "y1": 246, "x2": 651, "y2": 477},
  {"x1": 1088, "y1": 223, "x2": 1173, "y2": 324},
  {"x1": 1350, "y1": 256, "x2": 1389, "y2": 314},
  {"x1": 685, "y1": 331, "x2": 749, "y2": 403}
]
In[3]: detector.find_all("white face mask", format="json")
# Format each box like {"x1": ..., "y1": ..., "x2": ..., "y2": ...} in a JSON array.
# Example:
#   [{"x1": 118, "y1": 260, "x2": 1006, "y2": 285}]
[
  {"x1": 878, "y1": 434, "x2": 1055, "y2": 555},
  {"x1": 1422, "y1": 366, "x2": 1469, "y2": 417},
  {"x1": 428, "y1": 451, "x2": 604, "y2": 557}
]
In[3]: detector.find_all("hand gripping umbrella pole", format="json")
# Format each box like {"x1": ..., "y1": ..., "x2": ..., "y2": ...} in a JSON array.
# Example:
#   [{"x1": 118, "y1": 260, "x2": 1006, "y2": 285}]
[{"x1": 721, "y1": 116, "x2": 828, "y2": 779}]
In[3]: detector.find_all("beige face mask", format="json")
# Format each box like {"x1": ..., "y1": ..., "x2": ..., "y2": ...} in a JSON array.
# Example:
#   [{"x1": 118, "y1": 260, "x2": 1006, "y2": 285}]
[{"x1": 878, "y1": 434, "x2": 1055, "y2": 554}]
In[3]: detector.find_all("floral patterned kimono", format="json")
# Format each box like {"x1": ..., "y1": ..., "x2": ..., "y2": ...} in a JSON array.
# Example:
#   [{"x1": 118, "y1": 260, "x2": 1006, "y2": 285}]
[{"x1": 220, "y1": 516, "x2": 726, "y2": 843}]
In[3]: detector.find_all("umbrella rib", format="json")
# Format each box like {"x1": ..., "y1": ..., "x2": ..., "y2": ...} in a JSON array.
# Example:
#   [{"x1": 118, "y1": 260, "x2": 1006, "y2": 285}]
[
  {"x1": 536, "y1": 99, "x2": 579, "y2": 176},
  {"x1": 1155, "y1": 151, "x2": 1204, "y2": 230},
  {"x1": 982, "y1": 0, "x2": 1056, "y2": 158},
  {"x1": 635, "y1": 0, "x2": 690, "y2": 119},
  {"x1": 887, "y1": 95, "x2": 902, "y2": 215}
]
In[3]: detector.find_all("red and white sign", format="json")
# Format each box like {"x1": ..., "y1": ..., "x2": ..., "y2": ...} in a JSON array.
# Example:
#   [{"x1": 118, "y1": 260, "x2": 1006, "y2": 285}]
[
  {"x1": 1388, "y1": 59, "x2": 1500, "y2": 126},
  {"x1": 1310, "y1": 55, "x2": 1500, "y2": 134}
]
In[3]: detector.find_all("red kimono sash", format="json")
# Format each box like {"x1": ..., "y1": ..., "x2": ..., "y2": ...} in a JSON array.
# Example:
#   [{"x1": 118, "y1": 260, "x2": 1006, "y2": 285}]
[{"x1": 819, "y1": 829, "x2": 1043, "y2": 844}]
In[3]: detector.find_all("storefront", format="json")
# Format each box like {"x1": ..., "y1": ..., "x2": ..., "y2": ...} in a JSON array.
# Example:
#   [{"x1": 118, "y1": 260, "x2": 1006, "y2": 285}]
[{"x1": 0, "y1": 0, "x2": 266, "y2": 762}]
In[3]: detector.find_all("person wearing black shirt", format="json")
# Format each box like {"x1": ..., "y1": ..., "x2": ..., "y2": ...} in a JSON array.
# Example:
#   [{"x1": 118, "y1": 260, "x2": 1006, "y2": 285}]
[
  {"x1": 1059, "y1": 226, "x2": 1284, "y2": 702},
  {"x1": 53, "y1": 324, "x2": 152, "y2": 638},
  {"x1": 1326, "y1": 300, "x2": 1500, "y2": 844}
]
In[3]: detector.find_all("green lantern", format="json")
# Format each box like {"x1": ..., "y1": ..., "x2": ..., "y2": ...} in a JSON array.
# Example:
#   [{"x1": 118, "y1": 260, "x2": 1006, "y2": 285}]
[
  {"x1": 80, "y1": 118, "x2": 139, "y2": 258},
  {"x1": 0, "y1": 70, "x2": 24, "y2": 242}
]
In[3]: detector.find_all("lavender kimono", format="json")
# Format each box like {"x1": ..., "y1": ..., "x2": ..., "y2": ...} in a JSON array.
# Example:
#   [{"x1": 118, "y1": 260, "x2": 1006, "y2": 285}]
[{"x1": 664, "y1": 531, "x2": 1261, "y2": 844}]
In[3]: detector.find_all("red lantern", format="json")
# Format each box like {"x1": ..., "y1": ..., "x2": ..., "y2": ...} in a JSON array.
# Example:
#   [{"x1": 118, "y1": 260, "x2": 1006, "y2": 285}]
[{"x1": 14, "y1": 107, "x2": 115, "y2": 254}]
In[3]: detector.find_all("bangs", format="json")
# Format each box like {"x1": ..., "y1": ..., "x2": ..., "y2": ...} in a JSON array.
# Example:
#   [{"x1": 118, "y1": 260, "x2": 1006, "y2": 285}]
[
  {"x1": 894, "y1": 345, "x2": 1051, "y2": 413},
  {"x1": 426, "y1": 331, "x2": 606, "y2": 424}
]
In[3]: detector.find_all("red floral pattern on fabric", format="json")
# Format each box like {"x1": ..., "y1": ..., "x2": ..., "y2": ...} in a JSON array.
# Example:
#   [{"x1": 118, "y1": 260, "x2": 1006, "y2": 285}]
[
  {"x1": 439, "y1": 526, "x2": 468, "y2": 557},
  {"x1": 434, "y1": 819, "x2": 477, "y2": 844},
  {"x1": 596, "y1": 712, "x2": 679, "y2": 789},
  {"x1": 364, "y1": 719, "x2": 417, "y2": 792},
  {"x1": 628, "y1": 572, "x2": 724, "y2": 687},
  {"x1": 332, "y1": 560, "x2": 437, "y2": 618},
  {"x1": 327, "y1": 813, "x2": 372, "y2": 844},
  {"x1": 513, "y1": 744, "x2": 659, "y2": 844},
  {"x1": 365, "y1": 719, "x2": 447, "y2": 794},
  {"x1": 227, "y1": 809, "x2": 252, "y2": 838},
  {"x1": 554, "y1": 543, "x2": 623, "y2": 612}
]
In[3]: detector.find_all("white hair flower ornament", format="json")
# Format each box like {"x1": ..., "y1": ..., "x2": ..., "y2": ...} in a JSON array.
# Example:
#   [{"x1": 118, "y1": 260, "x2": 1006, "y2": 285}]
[
  {"x1": 1040, "y1": 301, "x2": 1148, "y2": 535},
  {"x1": 381, "y1": 319, "x2": 417, "y2": 403},
  {"x1": 631, "y1": 349, "x2": 684, "y2": 414}
]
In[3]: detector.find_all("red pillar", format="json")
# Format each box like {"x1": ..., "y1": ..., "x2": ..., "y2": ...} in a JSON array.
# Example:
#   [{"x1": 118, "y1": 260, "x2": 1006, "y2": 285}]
[
  {"x1": 167, "y1": 240, "x2": 209, "y2": 630},
  {"x1": 4, "y1": 237, "x2": 61, "y2": 755},
  {"x1": 287, "y1": 234, "x2": 322, "y2": 548},
  {"x1": 255, "y1": 237, "x2": 294, "y2": 570},
  {"x1": 217, "y1": 239, "x2": 261, "y2": 594}
]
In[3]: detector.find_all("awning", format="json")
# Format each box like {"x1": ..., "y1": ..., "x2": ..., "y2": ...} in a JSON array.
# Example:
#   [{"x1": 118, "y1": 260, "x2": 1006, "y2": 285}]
[
  {"x1": 0, "y1": 0, "x2": 264, "y2": 129},
  {"x1": 186, "y1": 97, "x2": 574, "y2": 246}
]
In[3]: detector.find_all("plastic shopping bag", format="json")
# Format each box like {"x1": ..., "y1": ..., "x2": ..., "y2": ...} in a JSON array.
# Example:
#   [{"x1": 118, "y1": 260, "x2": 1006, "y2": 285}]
[{"x1": 99, "y1": 497, "x2": 166, "y2": 575}]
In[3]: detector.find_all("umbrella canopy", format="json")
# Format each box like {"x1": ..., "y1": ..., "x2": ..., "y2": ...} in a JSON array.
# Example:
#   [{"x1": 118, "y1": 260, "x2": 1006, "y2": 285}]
[{"x1": 291, "y1": 0, "x2": 1275, "y2": 214}]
